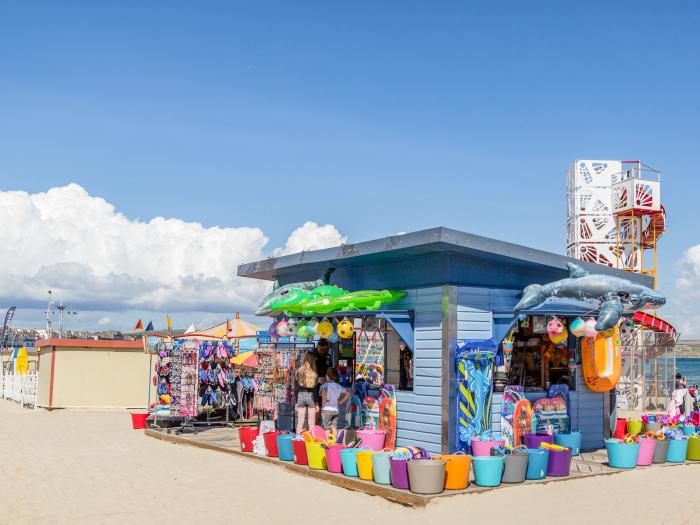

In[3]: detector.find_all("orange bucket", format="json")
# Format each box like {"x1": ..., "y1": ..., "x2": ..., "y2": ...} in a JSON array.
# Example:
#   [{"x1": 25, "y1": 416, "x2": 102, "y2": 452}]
[{"x1": 433, "y1": 453, "x2": 471, "y2": 490}]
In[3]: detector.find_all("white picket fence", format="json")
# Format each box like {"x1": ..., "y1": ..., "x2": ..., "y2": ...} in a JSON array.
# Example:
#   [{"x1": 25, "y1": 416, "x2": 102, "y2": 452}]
[{"x1": 1, "y1": 372, "x2": 38, "y2": 408}]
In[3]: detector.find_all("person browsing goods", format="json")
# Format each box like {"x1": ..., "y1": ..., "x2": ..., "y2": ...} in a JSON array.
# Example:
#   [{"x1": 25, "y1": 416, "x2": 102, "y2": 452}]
[{"x1": 320, "y1": 367, "x2": 350, "y2": 436}]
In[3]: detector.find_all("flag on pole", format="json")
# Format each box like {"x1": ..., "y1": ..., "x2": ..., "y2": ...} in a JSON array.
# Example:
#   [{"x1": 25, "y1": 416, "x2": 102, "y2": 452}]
[
  {"x1": 145, "y1": 321, "x2": 154, "y2": 331},
  {"x1": 166, "y1": 315, "x2": 173, "y2": 336},
  {"x1": 2, "y1": 307, "x2": 16, "y2": 348},
  {"x1": 134, "y1": 319, "x2": 143, "y2": 331}
]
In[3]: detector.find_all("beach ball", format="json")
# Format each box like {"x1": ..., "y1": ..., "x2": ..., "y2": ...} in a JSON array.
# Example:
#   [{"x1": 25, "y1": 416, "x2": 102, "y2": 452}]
[
  {"x1": 307, "y1": 319, "x2": 319, "y2": 335},
  {"x1": 337, "y1": 318, "x2": 354, "y2": 339},
  {"x1": 276, "y1": 319, "x2": 290, "y2": 337},
  {"x1": 570, "y1": 317, "x2": 585, "y2": 337},
  {"x1": 619, "y1": 319, "x2": 634, "y2": 337},
  {"x1": 547, "y1": 318, "x2": 564, "y2": 339},
  {"x1": 317, "y1": 318, "x2": 334, "y2": 338},
  {"x1": 296, "y1": 321, "x2": 310, "y2": 339},
  {"x1": 584, "y1": 318, "x2": 598, "y2": 338}
]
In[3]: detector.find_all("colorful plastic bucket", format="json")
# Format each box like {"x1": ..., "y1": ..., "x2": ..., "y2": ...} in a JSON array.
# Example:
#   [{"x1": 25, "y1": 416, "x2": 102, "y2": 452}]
[
  {"x1": 502, "y1": 450, "x2": 528, "y2": 484},
  {"x1": 407, "y1": 459, "x2": 446, "y2": 494},
  {"x1": 605, "y1": 439, "x2": 640, "y2": 469},
  {"x1": 472, "y1": 455, "x2": 504, "y2": 487},
  {"x1": 306, "y1": 441, "x2": 327, "y2": 470},
  {"x1": 471, "y1": 438, "x2": 505, "y2": 456},
  {"x1": 681, "y1": 426, "x2": 696, "y2": 436},
  {"x1": 644, "y1": 422, "x2": 662, "y2": 434},
  {"x1": 636, "y1": 437, "x2": 657, "y2": 466},
  {"x1": 613, "y1": 418, "x2": 627, "y2": 439},
  {"x1": 239, "y1": 426, "x2": 259, "y2": 452},
  {"x1": 340, "y1": 448, "x2": 367, "y2": 477},
  {"x1": 667, "y1": 439, "x2": 688, "y2": 463},
  {"x1": 325, "y1": 444, "x2": 346, "y2": 473},
  {"x1": 130, "y1": 413, "x2": 149, "y2": 429},
  {"x1": 526, "y1": 448, "x2": 549, "y2": 480},
  {"x1": 554, "y1": 431, "x2": 582, "y2": 456},
  {"x1": 356, "y1": 451, "x2": 377, "y2": 480},
  {"x1": 371, "y1": 451, "x2": 393, "y2": 485},
  {"x1": 433, "y1": 454, "x2": 471, "y2": 490},
  {"x1": 687, "y1": 436, "x2": 700, "y2": 461},
  {"x1": 547, "y1": 447, "x2": 572, "y2": 477},
  {"x1": 263, "y1": 431, "x2": 282, "y2": 457},
  {"x1": 652, "y1": 439, "x2": 669, "y2": 464},
  {"x1": 626, "y1": 420, "x2": 643, "y2": 436},
  {"x1": 389, "y1": 457, "x2": 410, "y2": 489},
  {"x1": 523, "y1": 433, "x2": 553, "y2": 449},
  {"x1": 292, "y1": 439, "x2": 308, "y2": 465},
  {"x1": 277, "y1": 434, "x2": 295, "y2": 461},
  {"x1": 357, "y1": 429, "x2": 386, "y2": 451}
]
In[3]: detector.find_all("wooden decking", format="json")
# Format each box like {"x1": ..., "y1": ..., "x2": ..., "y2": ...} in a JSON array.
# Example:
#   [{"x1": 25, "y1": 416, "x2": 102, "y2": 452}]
[{"x1": 144, "y1": 427, "x2": 693, "y2": 507}]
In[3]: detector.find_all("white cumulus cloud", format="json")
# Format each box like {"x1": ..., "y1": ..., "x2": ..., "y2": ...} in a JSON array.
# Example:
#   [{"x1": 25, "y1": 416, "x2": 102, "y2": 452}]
[
  {"x1": 0, "y1": 184, "x2": 345, "y2": 316},
  {"x1": 674, "y1": 244, "x2": 700, "y2": 338}
]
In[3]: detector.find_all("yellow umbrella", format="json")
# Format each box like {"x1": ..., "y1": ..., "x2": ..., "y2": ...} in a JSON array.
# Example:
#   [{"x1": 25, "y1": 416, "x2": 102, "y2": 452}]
[
  {"x1": 230, "y1": 351, "x2": 257, "y2": 367},
  {"x1": 187, "y1": 313, "x2": 262, "y2": 340}
]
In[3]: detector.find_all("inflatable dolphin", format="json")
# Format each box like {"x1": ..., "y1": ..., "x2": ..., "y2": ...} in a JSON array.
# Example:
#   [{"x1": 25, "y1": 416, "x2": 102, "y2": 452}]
[
  {"x1": 255, "y1": 269, "x2": 335, "y2": 316},
  {"x1": 514, "y1": 263, "x2": 666, "y2": 331}
]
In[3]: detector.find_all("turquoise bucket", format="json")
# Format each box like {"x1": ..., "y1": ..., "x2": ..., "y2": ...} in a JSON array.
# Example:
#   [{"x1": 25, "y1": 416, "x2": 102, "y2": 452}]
[
  {"x1": 667, "y1": 439, "x2": 688, "y2": 463},
  {"x1": 472, "y1": 455, "x2": 504, "y2": 487},
  {"x1": 554, "y1": 431, "x2": 582, "y2": 456},
  {"x1": 340, "y1": 448, "x2": 367, "y2": 477},
  {"x1": 681, "y1": 426, "x2": 696, "y2": 436},
  {"x1": 526, "y1": 448, "x2": 549, "y2": 480},
  {"x1": 605, "y1": 439, "x2": 640, "y2": 469},
  {"x1": 277, "y1": 434, "x2": 295, "y2": 461},
  {"x1": 371, "y1": 451, "x2": 392, "y2": 485}
]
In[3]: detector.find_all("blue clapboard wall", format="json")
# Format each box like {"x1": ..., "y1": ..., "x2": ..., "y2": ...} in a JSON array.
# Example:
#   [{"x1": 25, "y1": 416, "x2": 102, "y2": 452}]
[{"x1": 390, "y1": 287, "x2": 444, "y2": 455}]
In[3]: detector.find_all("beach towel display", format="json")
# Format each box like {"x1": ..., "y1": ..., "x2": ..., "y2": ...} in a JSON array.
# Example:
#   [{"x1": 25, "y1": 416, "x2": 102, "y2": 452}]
[
  {"x1": 361, "y1": 395, "x2": 380, "y2": 429},
  {"x1": 532, "y1": 397, "x2": 570, "y2": 435},
  {"x1": 501, "y1": 386, "x2": 532, "y2": 449},
  {"x1": 455, "y1": 339, "x2": 497, "y2": 453},
  {"x1": 548, "y1": 383, "x2": 571, "y2": 421}
]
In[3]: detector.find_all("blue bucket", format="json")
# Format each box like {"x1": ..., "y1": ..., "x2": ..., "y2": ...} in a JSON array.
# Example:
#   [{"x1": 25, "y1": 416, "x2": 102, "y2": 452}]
[
  {"x1": 526, "y1": 448, "x2": 549, "y2": 480},
  {"x1": 605, "y1": 439, "x2": 640, "y2": 469},
  {"x1": 667, "y1": 439, "x2": 688, "y2": 463},
  {"x1": 554, "y1": 431, "x2": 582, "y2": 456},
  {"x1": 277, "y1": 434, "x2": 295, "y2": 461},
  {"x1": 371, "y1": 451, "x2": 392, "y2": 485},
  {"x1": 681, "y1": 426, "x2": 696, "y2": 436},
  {"x1": 340, "y1": 448, "x2": 367, "y2": 477},
  {"x1": 472, "y1": 455, "x2": 504, "y2": 487}
]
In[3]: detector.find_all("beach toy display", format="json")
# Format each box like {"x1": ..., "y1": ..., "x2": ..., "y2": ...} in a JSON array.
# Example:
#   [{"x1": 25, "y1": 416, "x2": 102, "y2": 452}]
[
  {"x1": 523, "y1": 433, "x2": 553, "y2": 449},
  {"x1": 357, "y1": 428, "x2": 387, "y2": 451},
  {"x1": 526, "y1": 448, "x2": 549, "y2": 480},
  {"x1": 371, "y1": 450, "x2": 393, "y2": 485},
  {"x1": 434, "y1": 453, "x2": 471, "y2": 490},
  {"x1": 407, "y1": 457, "x2": 446, "y2": 495},
  {"x1": 356, "y1": 451, "x2": 377, "y2": 480},
  {"x1": 305, "y1": 440, "x2": 328, "y2": 470},
  {"x1": 502, "y1": 447, "x2": 528, "y2": 484},
  {"x1": 239, "y1": 426, "x2": 259, "y2": 452},
  {"x1": 626, "y1": 420, "x2": 643, "y2": 436},
  {"x1": 686, "y1": 436, "x2": 700, "y2": 461},
  {"x1": 642, "y1": 414, "x2": 663, "y2": 433},
  {"x1": 636, "y1": 436, "x2": 657, "y2": 466},
  {"x1": 471, "y1": 437, "x2": 505, "y2": 457},
  {"x1": 554, "y1": 431, "x2": 582, "y2": 456},
  {"x1": 542, "y1": 442, "x2": 572, "y2": 477},
  {"x1": 340, "y1": 448, "x2": 368, "y2": 477},
  {"x1": 472, "y1": 455, "x2": 505, "y2": 487},
  {"x1": 263, "y1": 430, "x2": 283, "y2": 457},
  {"x1": 277, "y1": 433, "x2": 295, "y2": 461},
  {"x1": 324, "y1": 444, "x2": 346, "y2": 473},
  {"x1": 605, "y1": 437, "x2": 640, "y2": 469},
  {"x1": 681, "y1": 425, "x2": 697, "y2": 436},
  {"x1": 666, "y1": 432, "x2": 688, "y2": 463},
  {"x1": 292, "y1": 438, "x2": 308, "y2": 465}
]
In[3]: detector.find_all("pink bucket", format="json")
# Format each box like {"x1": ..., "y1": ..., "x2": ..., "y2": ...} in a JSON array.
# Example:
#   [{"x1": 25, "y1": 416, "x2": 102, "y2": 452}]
[
  {"x1": 357, "y1": 429, "x2": 387, "y2": 451},
  {"x1": 325, "y1": 444, "x2": 346, "y2": 473},
  {"x1": 637, "y1": 437, "x2": 657, "y2": 466},
  {"x1": 471, "y1": 438, "x2": 505, "y2": 456}
]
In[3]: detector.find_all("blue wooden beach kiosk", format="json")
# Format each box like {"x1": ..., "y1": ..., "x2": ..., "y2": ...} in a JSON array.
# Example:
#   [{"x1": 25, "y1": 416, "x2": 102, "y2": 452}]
[{"x1": 238, "y1": 227, "x2": 653, "y2": 454}]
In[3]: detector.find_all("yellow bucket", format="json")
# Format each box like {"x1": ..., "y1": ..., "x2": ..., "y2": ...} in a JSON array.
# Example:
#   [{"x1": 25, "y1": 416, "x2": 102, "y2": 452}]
[
  {"x1": 305, "y1": 441, "x2": 327, "y2": 470},
  {"x1": 356, "y1": 451, "x2": 376, "y2": 480}
]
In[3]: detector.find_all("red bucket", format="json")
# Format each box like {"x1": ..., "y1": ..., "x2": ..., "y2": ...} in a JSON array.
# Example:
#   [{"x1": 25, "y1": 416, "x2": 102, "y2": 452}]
[
  {"x1": 130, "y1": 412, "x2": 149, "y2": 429},
  {"x1": 263, "y1": 431, "x2": 282, "y2": 457},
  {"x1": 613, "y1": 418, "x2": 627, "y2": 439},
  {"x1": 239, "y1": 426, "x2": 259, "y2": 452},
  {"x1": 292, "y1": 439, "x2": 308, "y2": 465}
]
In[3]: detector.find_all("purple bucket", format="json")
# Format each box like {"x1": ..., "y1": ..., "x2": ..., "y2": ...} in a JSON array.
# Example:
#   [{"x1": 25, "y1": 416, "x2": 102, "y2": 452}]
[
  {"x1": 389, "y1": 458, "x2": 410, "y2": 490},
  {"x1": 546, "y1": 448, "x2": 573, "y2": 477},
  {"x1": 524, "y1": 433, "x2": 554, "y2": 449}
]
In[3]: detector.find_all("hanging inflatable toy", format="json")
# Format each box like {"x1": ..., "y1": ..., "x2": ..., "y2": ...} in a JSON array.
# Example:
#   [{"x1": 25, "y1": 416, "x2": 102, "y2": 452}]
[
  {"x1": 583, "y1": 318, "x2": 598, "y2": 338},
  {"x1": 550, "y1": 327, "x2": 568, "y2": 345},
  {"x1": 547, "y1": 317, "x2": 564, "y2": 338},
  {"x1": 275, "y1": 319, "x2": 290, "y2": 337},
  {"x1": 296, "y1": 321, "x2": 313, "y2": 340},
  {"x1": 286, "y1": 318, "x2": 297, "y2": 334},
  {"x1": 569, "y1": 317, "x2": 585, "y2": 337},
  {"x1": 316, "y1": 318, "x2": 334, "y2": 339},
  {"x1": 337, "y1": 318, "x2": 354, "y2": 339},
  {"x1": 268, "y1": 321, "x2": 278, "y2": 338}
]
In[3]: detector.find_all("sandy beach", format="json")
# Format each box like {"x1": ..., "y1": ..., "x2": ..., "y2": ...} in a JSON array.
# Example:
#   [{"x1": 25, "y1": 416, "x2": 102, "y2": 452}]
[{"x1": 1, "y1": 399, "x2": 698, "y2": 525}]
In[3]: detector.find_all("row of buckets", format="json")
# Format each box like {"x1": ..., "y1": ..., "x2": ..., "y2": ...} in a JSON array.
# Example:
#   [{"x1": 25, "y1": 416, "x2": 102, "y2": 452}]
[
  {"x1": 238, "y1": 426, "x2": 583, "y2": 494},
  {"x1": 606, "y1": 435, "x2": 700, "y2": 468},
  {"x1": 614, "y1": 418, "x2": 700, "y2": 438}
]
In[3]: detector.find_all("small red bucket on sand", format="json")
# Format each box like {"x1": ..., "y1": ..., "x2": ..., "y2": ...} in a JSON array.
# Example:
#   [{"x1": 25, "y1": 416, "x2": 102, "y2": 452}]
[
  {"x1": 239, "y1": 426, "x2": 259, "y2": 452},
  {"x1": 292, "y1": 439, "x2": 309, "y2": 465},
  {"x1": 131, "y1": 413, "x2": 149, "y2": 429}
]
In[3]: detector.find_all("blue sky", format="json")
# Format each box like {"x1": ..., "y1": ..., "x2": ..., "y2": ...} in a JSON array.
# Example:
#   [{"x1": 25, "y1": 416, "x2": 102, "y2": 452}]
[{"x1": 1, "y1": 2, "x2": 698, "y2": 335}]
